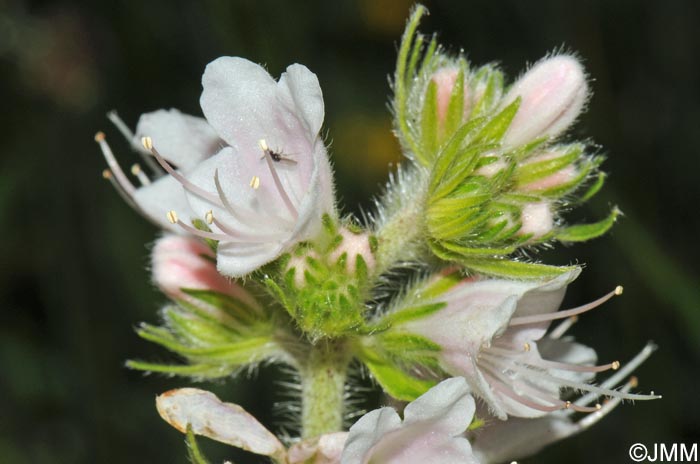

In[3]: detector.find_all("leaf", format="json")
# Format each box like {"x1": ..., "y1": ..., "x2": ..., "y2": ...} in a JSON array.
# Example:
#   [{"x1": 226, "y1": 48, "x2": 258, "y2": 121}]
[
  {"x1": 472, "y1": 98, "x2": 520, "y2": 144},
  {"x1": 126, "y1": 360, "x2": 228, "y2": 378},
  {"x1": 383, "y1": 302, "x2": 447, "y2": 325},
  {"x1": 556, "y1": 207, "x2": 621, "y2": 242},
  {"x1": 361, "y1": 354, "x2": 436, "y2": 401},
  {"x1": 443, "y1": 66, "x2": 466, "y2": 137},
  {"x1": 420, "y1": 80, "x2": 439, "y2": 160},
  {"x1": 464, "y1": 258, "x2": 575, "y2": 279},
  {"x1": 577, "y1": 171, "x2": 607, "y2": 203}
]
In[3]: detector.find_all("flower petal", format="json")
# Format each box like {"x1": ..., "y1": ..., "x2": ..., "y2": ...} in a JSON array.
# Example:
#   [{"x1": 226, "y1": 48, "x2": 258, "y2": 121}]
[
  {"x1": 341, "y1": 408, "x2": 401, "y2": 464},
  {"x1": 156, "y1": 388, "x2": 285, "y2": 459},
  {"x1": 132, "y1": 174, "x2": 193, "y2": 232},
  {"x1": 288, "y1": 432, "x2": 348, "y2": 464},
  {"x1": 135, "y1": 108, "x2": 222, "y2": 170},
  {"x1": 402, "y1": 377, "x2": 475, "y2": 436}
]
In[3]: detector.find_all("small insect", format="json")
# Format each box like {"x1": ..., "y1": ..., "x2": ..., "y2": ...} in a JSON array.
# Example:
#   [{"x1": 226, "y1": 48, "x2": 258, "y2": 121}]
[{"x1": 258, "y1": 139, "x2": 297, "y2": 165}]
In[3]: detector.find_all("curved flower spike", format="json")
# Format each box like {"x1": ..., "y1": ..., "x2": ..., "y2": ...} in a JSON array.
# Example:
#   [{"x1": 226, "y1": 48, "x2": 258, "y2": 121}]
[{"x1": 341, "y1": 377, "x2": 479, "y2": 464}]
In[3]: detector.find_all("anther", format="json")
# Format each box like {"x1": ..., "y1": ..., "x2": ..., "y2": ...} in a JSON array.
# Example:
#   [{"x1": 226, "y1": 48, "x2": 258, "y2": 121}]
[
  {"x1": 595, "y1": 403, "x2": 602, "y2": 410},
  {"x1": 102, "y1": 169, "x2": 112, "y2": 179},
  {"x1": 94, "y1": 131, "x2": 106, "y2": 142},
  {"x1": 611, "y1": 360, "x2": 621, "y2": 370},
  {"x1": 629, "y1": 376, "x2": 638, "y2": 388},
  {"x1": 615, "y1": 285, "x2": 624, "y2": 296},
  {"x1": 259, "y1": 139, "x2": 269, "y2": 151},
  {"x1": 167, "y1": 210, "x2": 178, "y2": 224},
  {"x1": 141, "y1": 136, "x2": 153, "y2": 151},
  {"x1": 523, "y1": 343, "x2": 531, "y2": 352},
  {"x1": 250, "y1": 175, "x2": 261, "y2": 189},
  {"x1": 205, "y1": 210, "x2": 214, "y2": 225},
  {"x1": 565, "y1": 401, "x2": 572, "y2": 409}
]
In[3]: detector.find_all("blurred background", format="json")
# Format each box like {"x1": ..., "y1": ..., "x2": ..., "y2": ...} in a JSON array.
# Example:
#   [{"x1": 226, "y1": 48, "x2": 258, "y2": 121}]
[{"x1": 1, "y1": 0, "x2": 698, "y2": 462}]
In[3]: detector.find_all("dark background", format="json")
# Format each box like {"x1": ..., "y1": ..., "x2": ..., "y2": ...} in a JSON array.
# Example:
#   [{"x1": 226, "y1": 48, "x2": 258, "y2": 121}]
[{"x1": 1, "y1": 0, "x2": 699, "y2": 462}]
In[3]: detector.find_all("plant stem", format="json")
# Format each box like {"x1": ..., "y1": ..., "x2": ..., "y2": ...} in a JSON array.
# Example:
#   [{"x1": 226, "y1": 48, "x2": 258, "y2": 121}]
[{"x1": 301, "y1": 339, "x2": 350, "y2": 438}]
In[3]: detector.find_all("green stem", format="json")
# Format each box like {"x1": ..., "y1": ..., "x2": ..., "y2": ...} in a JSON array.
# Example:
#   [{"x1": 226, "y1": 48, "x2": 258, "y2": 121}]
[{"x1": 301, "y1": 339, "x2": 350, "y2": 438}]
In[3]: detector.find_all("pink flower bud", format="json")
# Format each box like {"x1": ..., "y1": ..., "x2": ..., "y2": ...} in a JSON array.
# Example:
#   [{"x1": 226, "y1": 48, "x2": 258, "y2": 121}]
[
  {"x1": 518, "y1": 151, "x2": 578, "y2": 192},
  {"x1": 503, "y1": 55, "x2": 588, "y2": 148},
  {"x1": 151, "y1": 235, "x2": 256, "y2": 307},
  {"x1": 431, "y1": 67, "x2": 471, "y2": 126},
  {"x1": 519, "y1": 202, "x2": 554, "y2": 239},
  {"x1": 329, "y1": 228, "x2": 375, "y2": 275}
]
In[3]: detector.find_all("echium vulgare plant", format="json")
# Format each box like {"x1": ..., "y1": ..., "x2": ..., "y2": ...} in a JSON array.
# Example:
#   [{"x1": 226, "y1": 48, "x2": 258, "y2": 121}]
[{"x1": 95, "y1": 6, "x2": 659, "y2": 464}]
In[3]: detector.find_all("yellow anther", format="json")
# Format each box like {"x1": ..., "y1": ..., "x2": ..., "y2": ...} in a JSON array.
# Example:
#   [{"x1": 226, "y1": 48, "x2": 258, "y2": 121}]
[
  {"x1": 258, "y1": 139, "x2": 269, "y2": 151},
  {"x1": 167, "y1": 210, "x2": 178, "y2": 224},
  {"x1": 205, "y1": 210, "x2": 214, "y2": 224},
  {"x1": 141, "y1": 136, "x2": 153, "y2": 151},
  {"x1": 131, "y1": 164, "x2": 141, "y2": 175},
  {"x1": 94, "y1": 131, "x2": 106, "y2": 142},
  {"x1": 250, "y1": 175, "x2": 261, "y2": 190},
  {"x1": 523, "y1": 342, "x2": 531, "y2": 352},
  {"x1": 629, "y1": 376, "x2": 639, "y2": 388},
  {"x1": 614, "y1": 285, "x2": 624, "y2": 296},
  {"x1": 595, "y1": 403, "x2": 602, "y2": 410},
  {"x1": 611, "y1": 360, "x2": 621, "y2": 370},
  {"x1": 102, "y1": 169, "x2": 112, "y2": 179}
]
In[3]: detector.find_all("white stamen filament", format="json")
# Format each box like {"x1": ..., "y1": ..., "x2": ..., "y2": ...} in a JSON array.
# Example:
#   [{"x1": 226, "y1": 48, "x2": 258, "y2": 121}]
[
  {"x1": 107, "y1": 110, "x2": 162, "y2": 174},
  {"x1": 131, "y1": 164, "x2": 151, "y2": 186},
  {"x1": 259, "y1": 139, "x2": 298, "y2": 219},
  {"x1": 95, "y1": 132, "x2": 136, "y2": 195},
  {"x1": 207, "y1": 211, "x2": 283, "y2": 243},
  {"x1": 101, "y1": 169, "x2": 142, "y2": 212},
  {"x1": 142, "y1": 137, "x2": 224, "y2": 207},
  {"x1": 548, "y1": 316, "x2": 578, "y2": 339},
  {"x1": 166, "y1": 210, "x2": 234, "y2": 241},
  {"x1": 509, "y1": 287, "x2": 621, "y2": 326},
  {"x1": 485, "y1": 346, "x2": 619, "y2": 373}
]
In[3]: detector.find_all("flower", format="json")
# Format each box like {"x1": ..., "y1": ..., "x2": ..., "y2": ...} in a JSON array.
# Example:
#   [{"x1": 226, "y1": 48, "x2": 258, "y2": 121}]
[
  {"x1": 470, "y1": 343, "x2": 657, "y2": 462},
  {"x1": 341, "y1": 377, "x2": 479, "y2": 464},
  {"x1": 385, "y1": 268, "x2": 658, "y2": 419},
  {"x1": 96, "y1": 57, "x2": 335, "y2": 277},
  {"x1": 502, "y1": 55, "x2": 588, "y2": 148}
]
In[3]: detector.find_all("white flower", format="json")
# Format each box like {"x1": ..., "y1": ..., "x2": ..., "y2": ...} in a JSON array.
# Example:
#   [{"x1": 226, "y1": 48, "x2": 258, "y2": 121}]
[
  {"x1": 389, "y1": 269, "x2": 658, "y2": 419},
  {"x1": 96, "y1": 57, "x2": 335, "y2": 277},
  {"x1": 470, "y1": 343, "x2": 657, "y2": 462},
  {"x1": 341, "y1": 377, "x2": 479, "y2": 464}
]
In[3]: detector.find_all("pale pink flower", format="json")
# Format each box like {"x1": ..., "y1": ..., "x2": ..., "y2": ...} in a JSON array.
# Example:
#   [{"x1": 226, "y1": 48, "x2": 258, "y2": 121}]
[
  {"x1": 431, "y1": 68, "x2": 472, "y2": 125},
  {"x1": 328, "y1": 227, "x2": 376, "y2": 275},
  {"x1": 97, "y1": 57, "x2": 335, "y2": 277},
  {"x1": 502, "y1": 55, "x2": 588, "y2": 148},
  {"x1": 390, "y1": 269, "x2": 657, "y2": 419},
  {"x1": 341, "y1": 377, "x2": 479, "y2": 464}
]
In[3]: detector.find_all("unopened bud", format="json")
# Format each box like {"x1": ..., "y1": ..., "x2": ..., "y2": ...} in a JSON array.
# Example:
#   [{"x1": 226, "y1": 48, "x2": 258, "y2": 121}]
[
  {"x1": 518, "y1": 150, "x2": 578, "y2": 192},
  {"x1": 503, "y1": 55, "x2": 588, "y2": 148},
  {"x1": 519, "y1": 202, "x2": 554, "y2": 239},
  {"x1": 431, "y1": 68, "x2": 472, "y2": 125},
  {"x1": 329, "y1": 228, "x2": 376, "y2": 276}
]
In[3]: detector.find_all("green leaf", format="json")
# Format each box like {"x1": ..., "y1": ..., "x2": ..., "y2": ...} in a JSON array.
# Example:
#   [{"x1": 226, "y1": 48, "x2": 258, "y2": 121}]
[
  {"x1": 471, "y1": 67, "x2": 504, "y2": 118},
  {"x1": 126, "y1": 360, "x2": 226, "y2": 379},
  {"x1": 472, "y1": 98, "x2": 520, "y2": 144},
  {"x1": 381, "y1": 333, "x2": 442, "y2": 354},
  {"x1": 186, "y1": 425, "x2": 212, "y2": 464},
  {"x1": 444, "y1": 66, "x2": 466, "y2": 137},
  {"x1": 361, "y1": 355, "x2": 436, "y2": 401},
  {"x1": 464, "y1": 258, "x2": 575, "y2": 279},
  {"x1": 515, "y1": 144, "x2": 583, "y2": 186},
  {"x1": 556, "y1": 207, "x2": 621, "y2": 243},
  {"x1": 420, "y1": 80, "x2": 439, "y2": 160},
  {"x1": 180, "y1": 289, "x2": 260, "y2": 324},
  {"x1": 383, "y1": 302, "x2": 447, "y2": 325},
  {"x1": 577, "y1": 172, "x2": 607, "y2": 203}
]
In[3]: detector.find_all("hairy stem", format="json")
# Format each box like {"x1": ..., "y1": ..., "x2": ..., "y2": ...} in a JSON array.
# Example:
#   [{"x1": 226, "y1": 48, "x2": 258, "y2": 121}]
[{"x1": 300, "y1": 339, "x2": 350, "y2": 438}]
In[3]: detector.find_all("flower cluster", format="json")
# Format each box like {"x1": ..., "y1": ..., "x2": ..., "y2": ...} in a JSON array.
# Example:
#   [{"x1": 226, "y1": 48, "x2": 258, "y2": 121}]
[{"x1": 96, "y1": 5, "x2": 658, "y2": 464}]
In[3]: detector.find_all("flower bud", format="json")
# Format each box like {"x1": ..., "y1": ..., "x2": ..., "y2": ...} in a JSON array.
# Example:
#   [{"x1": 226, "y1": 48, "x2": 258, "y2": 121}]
[
  {"x1": 503, "y1": 55, "x2": 588, "y2": 148},
  {"x1": 519, "y1": 202, "x2": 554, "y2": 239},
  {"x1": 329, "y1": 227, "x2": 375, "y2": 276},
  {"x1": 431, "y1": 67, "x2": 472, "y2": 126},
  {"x1": 517, "y1": 150, "x2": 578, "y2": 192},
  {"x1": 151, "y1": 235, "x2": 256, "y2": 306}
]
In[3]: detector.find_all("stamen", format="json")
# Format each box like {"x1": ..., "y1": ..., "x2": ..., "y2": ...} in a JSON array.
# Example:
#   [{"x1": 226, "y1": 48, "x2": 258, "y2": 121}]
[
  {"x1": 141, "y1": 137, "x2": 224, "y2": 207},
  {"x1": 95, "y1": 132, "x2": 136, "y2": 195},
  {"x1": 101, "y1": 168, "x2": 141, "y2": 212},
  {"x1": 213, "y1": 169, "x2": 275, "y2": 227},
  {"x1": 205, "y1": 210, "x2": 214, "y2": 224},
  {"x1": 166, "y1": 210, "x2": 231, "y2": 241},
  {"x1": 509, "y1": 287, "x2": 622, "y2": 326},
  {"x1": 107, "y1": 110, "x2": 162, "y2": 174},
  {"x1": 206, "y1": 211, "x2": 283, "y2": 243},
  {"x1": 131, "y1": 164, "x2": 151, "y2": 186},
  {"x1": 250, "y1": 175, "x2": 261, "y2": 190},
  {"x1": 548, "y1": 316, "x2": 578, "y2": 339},
  {"x1": 484, "y1": 348, "x2": 620, "y2": 374},
  {"x1": 259, "y1": 138, "x2": 298, "y2": 219},
  {"x1": 480, "y1": 364, "x2": 564, "y2": 413}
]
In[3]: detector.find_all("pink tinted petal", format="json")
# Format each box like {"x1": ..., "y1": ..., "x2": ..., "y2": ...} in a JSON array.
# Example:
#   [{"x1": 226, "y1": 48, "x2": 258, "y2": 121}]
[
  {"x1": 277, "y1": 63, "x2": 325, "y2": 137},
  {"x1": 503, "y1": 55, "x2": 588, "y2": 147},
  {"x1": 519, "y1": 202, "x2": 554, "y2": 239},
  {"x1": 341, "y1": 408, "x2": 401, "y2": 464},
  {"x1": 288, "y1": 432, "x2": 348, "y2": 464},
  {"x1": 135, "y1": 108, "x2": 222, "y2": 170}
]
